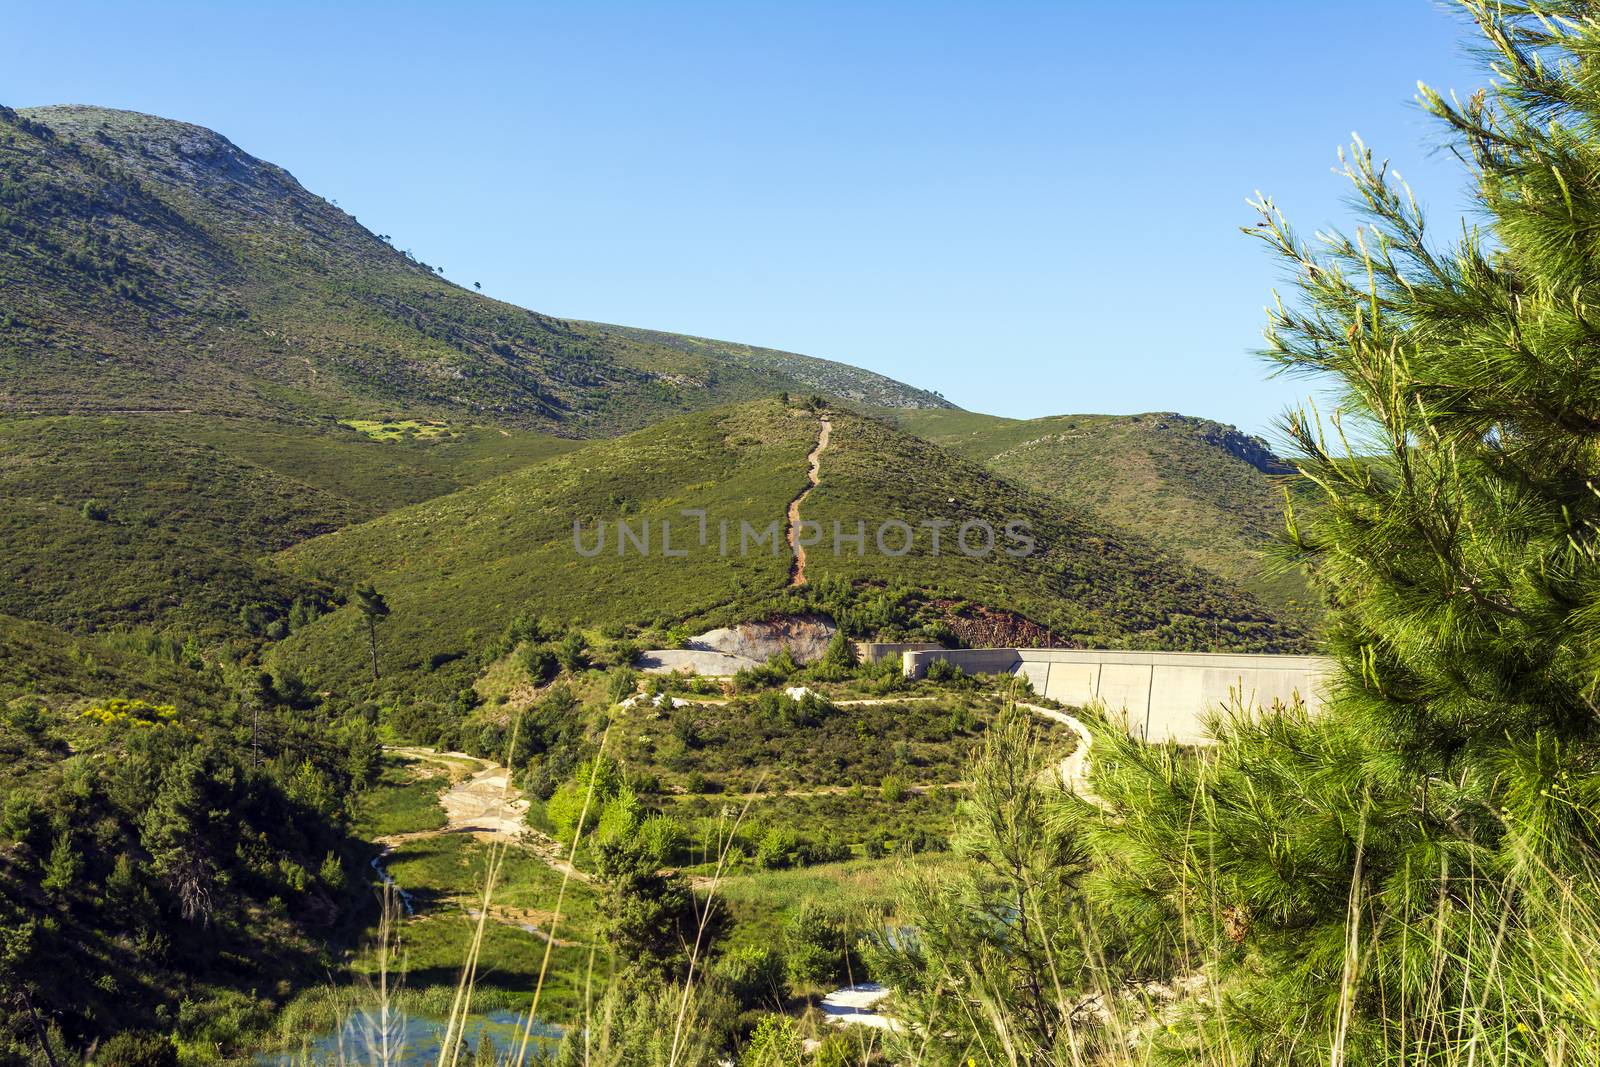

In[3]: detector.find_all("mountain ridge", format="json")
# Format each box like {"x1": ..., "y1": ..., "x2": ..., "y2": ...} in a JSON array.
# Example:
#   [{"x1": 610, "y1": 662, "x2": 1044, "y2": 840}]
[{"x1": 0, "y1": 103, "x2": 951, "y2": 433}]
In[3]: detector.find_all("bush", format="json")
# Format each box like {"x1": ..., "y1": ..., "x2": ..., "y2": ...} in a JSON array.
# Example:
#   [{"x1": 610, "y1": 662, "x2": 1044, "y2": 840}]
[
  {"x1": 738, "y1": 1014, "x2": 803, "y2": 1067},
  {"x1": 607, "y1": 665, "x2": 639, "y2": 705},
  {"x1": 880, "y1": 773, "x2": 908, "y2": 804},
  {"x1": 754, "y1": 826, "x2": 800, "y2": 870},
  {"x1": 635, "y1": 812, "x2": 687, "y2": 865},
  {"x1": 557, "y1": 631, "x2": 589, "y2": 672},
  {"x1": 783, "y1": 902, "x2": 858, "y2": 990},
  {"x1": 521, "y1": 644, "x2": 559, "y2": 685},
  {"x1": 715, "y1": 944, "x2": 789, "y2": 1010},
  {"x1": 97, "y1": 1031, "x2": 178, "y2": 1067}
]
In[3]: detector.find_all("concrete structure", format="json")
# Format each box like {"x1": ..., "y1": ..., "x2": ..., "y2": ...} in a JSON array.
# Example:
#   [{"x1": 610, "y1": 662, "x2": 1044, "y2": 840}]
[
  {"x1": 902, "y1": 648, "x2": 1332, "y2": 745},
  {"x1": 854, "y1": 640, "x2": 945, "y2": 664}
]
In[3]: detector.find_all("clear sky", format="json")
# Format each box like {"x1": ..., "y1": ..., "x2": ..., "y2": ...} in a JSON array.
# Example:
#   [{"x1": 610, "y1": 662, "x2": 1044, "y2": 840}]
[{"x1": 6, "y1": 2, "x2": 1487, "y2": 436}]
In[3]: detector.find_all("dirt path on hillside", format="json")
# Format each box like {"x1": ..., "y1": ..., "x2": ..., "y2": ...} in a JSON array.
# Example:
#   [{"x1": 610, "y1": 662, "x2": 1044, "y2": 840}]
[
  {"x1": 1016, "y1": 702, "x2": 1105, "y2": 809},
  {"x1": 381, "y1": 747, "x2": 591, "y2": 884},
  {"x1": 787, "y1": 417, "x2": 832, "y2": 587}
]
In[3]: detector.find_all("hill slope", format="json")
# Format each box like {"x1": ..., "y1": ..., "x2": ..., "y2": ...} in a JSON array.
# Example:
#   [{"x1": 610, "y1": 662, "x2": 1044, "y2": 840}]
[
  {"x1": 0, "y1": 413, "x2": 577, "y2": 637},
  {"x1": 272, "y1": 400, "x2": 1308, "y2": 697},
  {"x1": 0, "y1": 104, "x2": 949, "y2": 433},
  {"x1": 888, "y1": 409, "x2": 1320, "y2": 626}
]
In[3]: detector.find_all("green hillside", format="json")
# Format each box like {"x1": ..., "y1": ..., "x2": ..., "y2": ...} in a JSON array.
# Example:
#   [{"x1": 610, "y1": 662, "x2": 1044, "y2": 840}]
[
  {"x1": 888, "y1": 408, "x2": 1320, "y2": 626},
  {"x1": 271, "y1": 400, "x2": 818, "y2": 695},
  {"x1": 0, "y1": 104, "x2": 950, "y2": 434},
  {"x1": 271, "y1": 400, "x2": 1308, "y2": 698},
  {"x1": 0, "y1": 612, "x2": 219, "y2": 705},
  {"x1": 0, "y1": 413, "x2": 576, "y2": 637}
]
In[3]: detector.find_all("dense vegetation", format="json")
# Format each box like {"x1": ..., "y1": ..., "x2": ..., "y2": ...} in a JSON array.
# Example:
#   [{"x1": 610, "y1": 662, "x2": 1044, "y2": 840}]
[
  {"x1": 0, "y1": 413, "x2": 575, "y2": 638},
  {"x1": 269, "y1": 400, "x2": 1308, "y2": 708},
  {"x1": 0, "y1": 621, "x2": 381, "y2": 1064},
  {"x1": 888, "y1": 408, "x2": 1320, "y2": 627},
  {"x1": 15, "y1": 5, "x2": 1594, "y2": 1062},
  {"x1": 801, "y1": 409, "x2": 1305, "y2": 651}
]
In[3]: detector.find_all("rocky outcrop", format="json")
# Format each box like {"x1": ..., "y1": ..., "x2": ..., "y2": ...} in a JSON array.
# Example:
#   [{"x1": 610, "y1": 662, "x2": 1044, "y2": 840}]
[
  {"x1": 687, "y1": 614, "x2": 837, "y2": 664},
  {"x1": 931, "y1": 600, "x2": 1067, "y2": 649}
]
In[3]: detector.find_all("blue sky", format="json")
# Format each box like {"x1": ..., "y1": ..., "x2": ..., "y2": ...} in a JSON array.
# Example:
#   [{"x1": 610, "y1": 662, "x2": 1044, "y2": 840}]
[{"x1": 6, "y1": 2, "x2": 1486, "y2": 435}]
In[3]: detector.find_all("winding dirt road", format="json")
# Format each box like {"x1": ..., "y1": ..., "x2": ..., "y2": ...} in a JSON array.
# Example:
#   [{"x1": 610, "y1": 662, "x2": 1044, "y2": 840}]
[
  {"x1": 1016, "y1": 701, "x2": 1105, "y2": 809},
  {"x1": 787, "y1": 416, "x2": 832, "y2": 587},
  {"x1": 380, "y1": 748, "x2": 590, "y2": 883}
]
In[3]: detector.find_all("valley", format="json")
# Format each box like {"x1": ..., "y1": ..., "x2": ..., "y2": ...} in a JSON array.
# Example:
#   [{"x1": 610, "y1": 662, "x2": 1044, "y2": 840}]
[
  {"x1": 9, "y1": 29, "x2": 1580, "y2": 1063},
  {"x1": 0, "y1": 98, "x2": 1321, "y2": 1066}
]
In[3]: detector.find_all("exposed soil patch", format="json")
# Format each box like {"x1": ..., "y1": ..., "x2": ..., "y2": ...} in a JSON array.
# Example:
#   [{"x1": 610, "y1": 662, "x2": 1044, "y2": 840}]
[
  {"x1": 787, "y1": 417, "x2": 831, "y2": 586},
  {"x1": 931, "y1": 599, "x2": 1070, "y2": 648}
]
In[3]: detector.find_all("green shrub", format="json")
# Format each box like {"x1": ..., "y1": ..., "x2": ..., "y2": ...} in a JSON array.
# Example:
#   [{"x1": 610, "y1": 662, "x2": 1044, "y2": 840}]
[
  {"x1": 557, "y1": 631, "x2": 589, "y2": 672},
  {"x1": 96, "y1": 1031, "x2": 177, "y2": 1067},
  {"x1": 520, "y1": 643, "x2": 558, "y2": 684},
  {"x1": 716, "y1": 944, "x2": 789, "y2": 1010},
  {"x1": 783, "y1": 901, "x2": 857, "y2": 990},
  {"x1": 879, "y1": 773, "x2": 908, "y2": 804},
  {"x1": 738, "y1": 1014, "x2": 803, "y2": 1067}
]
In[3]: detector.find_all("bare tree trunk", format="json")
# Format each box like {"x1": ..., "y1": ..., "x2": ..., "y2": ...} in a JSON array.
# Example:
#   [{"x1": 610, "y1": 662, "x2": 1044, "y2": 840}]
[{"x1": 19, "y1": 991, "x2": 60, "y2": 1067}]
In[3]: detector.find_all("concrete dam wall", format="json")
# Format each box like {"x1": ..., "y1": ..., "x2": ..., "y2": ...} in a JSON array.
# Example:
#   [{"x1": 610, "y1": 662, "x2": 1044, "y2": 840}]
[{"x1": 902, "y1": 648, "x2": 1332, "y2": 745}]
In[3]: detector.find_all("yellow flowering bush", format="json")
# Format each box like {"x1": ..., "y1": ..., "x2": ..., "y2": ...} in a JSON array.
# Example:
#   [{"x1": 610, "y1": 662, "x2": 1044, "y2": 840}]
[{"x1": 79, "y1": 698, "x2": 177, "y2": 728}]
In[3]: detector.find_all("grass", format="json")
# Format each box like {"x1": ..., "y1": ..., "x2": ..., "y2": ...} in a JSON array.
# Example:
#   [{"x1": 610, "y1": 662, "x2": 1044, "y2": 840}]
[
  {"x1": 887, "y1": 408, "x2": 1322, "y2": 628},
  {"x1": 713, "y1": 853, "x2": 959, "y2": 952},
  {"x1": 352, "y1": 757, "x2": 451, "y2": 839},
  {"x1": 354, "y1": 804, "x2": 607, "y2": 1023},
  {"x1": 339, "y1": 418, "x2": 456, "y2": 441}
]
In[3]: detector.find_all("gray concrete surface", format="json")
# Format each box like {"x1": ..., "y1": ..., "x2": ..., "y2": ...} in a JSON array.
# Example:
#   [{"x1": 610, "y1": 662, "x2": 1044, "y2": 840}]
[
  {"x1": 854, "y1": 641, "x2": 945, "y2": 663},
  {"x1": 903, "y1": 647, "x2": 1331, "y2": 745},
  {"x1": 637, "y1": 649, "x2": 764, "y2": 675}
]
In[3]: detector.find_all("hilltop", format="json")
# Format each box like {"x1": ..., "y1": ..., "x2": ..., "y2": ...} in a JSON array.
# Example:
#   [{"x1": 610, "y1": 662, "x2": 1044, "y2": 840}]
[
  {"x1": 888, "y1": 409, "x2": 1320, "y2": 626},
  {"x1": 0, "y1": 104, "x2": 951, "y2": 433}
]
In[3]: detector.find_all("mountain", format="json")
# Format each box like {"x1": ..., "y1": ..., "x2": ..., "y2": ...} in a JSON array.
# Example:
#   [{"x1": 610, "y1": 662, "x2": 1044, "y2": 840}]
[
  {"x1": 0, "y1": 104, "x2": 950, "y2": 433},
  {"x1": 271, "y1": 400, "x2": 1308, "y2": 696},
  {"x1": 886, "y1": 409, "x2": 1320, "y2": 626},
  {"x1": 0, "y1": 102, "x2": 1308, "y2": 665}
]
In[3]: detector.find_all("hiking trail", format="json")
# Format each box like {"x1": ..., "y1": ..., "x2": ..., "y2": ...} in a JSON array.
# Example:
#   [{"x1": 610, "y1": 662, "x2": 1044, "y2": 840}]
[{"x1": 787, "y1": 416, "x2": 832, "y2": 586}]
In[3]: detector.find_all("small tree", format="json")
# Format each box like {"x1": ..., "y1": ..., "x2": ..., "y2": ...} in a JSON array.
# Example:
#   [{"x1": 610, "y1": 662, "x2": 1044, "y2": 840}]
[
  {"x1": 593, "y1": 835, "x2": 714, "y2": 983},
  {"x1": 869, "y1": 710, "x2": 1086, "y2": 1063},
  {"x1": 40, "y1": 832, "x2": 81, "y2": 901},
  {"x1": 352, "y1": 583, "x2": 390, "y2": 682},
  {"x1": 557, "y1": 631, "x2": 589, "y2": 673},
  {"x1": 607, "y1": 665, "x2": 639, "y2": 705}
]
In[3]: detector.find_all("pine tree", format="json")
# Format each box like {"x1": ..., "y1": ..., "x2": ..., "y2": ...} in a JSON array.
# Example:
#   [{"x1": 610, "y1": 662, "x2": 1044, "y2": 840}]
[
  {"x1": 869, "y1": 709, "x2": 1087, "y2": 1065},
  {"x1": 139, "y1": 749, "x2": 223, "y2": 926},
  {"x1": 39, "y1": 832, "x2": 80, "y2": 901},
  {"x1": 352, "y1": 583, "x2": 390, "y2": 682},
  {"x1": 1077, "y1": 4, "x2": 1600, "y2": 1062}
]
